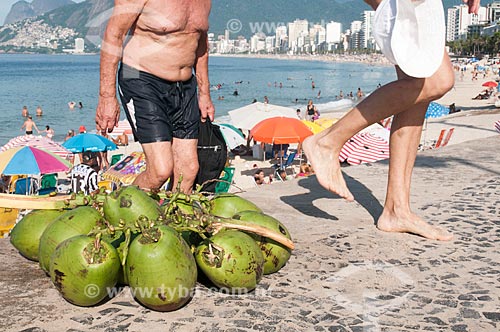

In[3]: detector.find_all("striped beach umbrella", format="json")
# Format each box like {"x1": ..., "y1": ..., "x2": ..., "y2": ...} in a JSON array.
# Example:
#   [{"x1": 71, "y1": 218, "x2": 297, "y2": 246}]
[
  {"x1": 339, "y1": 132, "x2": 390, "y2": 166},
  {"x1": 1, "y1": 135, "x2": 71, "y2": 160},
  {"x1": 109, "y1": 119, "x2": 133, "y2": 136},
  {"x1": 495, "y1": 120, "x2": 500, "y2": 133}
]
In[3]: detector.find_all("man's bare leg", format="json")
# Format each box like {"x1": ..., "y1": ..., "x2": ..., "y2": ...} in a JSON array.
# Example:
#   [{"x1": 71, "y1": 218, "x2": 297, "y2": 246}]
[
  {"x1": 303, "y1": 53, "x2": 454, "y2": 202},
  {"x1": 172, "y1": 138, "x2": 199, "y2": 193},
  {"x1": 377, "y1": 78, "x2": 453, "y2": 241},
  {"x1": 133, "y1": 142, "x2": 173, "y2": 189}
]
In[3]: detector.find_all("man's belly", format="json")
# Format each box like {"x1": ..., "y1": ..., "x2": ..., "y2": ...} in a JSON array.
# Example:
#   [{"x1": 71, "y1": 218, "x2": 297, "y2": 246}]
[{"x1": 122, "y1": 33, "x2": 200, "y2": 82}]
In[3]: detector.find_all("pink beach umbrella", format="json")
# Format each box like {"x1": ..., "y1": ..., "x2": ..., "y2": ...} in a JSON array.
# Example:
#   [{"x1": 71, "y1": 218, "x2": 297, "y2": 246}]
[
  {"x1": 339, "y1": 132, "x2": 390, "y2": 166},
  {"x1": 0, "y1": 146, "x2": 72, "y2": 175}
]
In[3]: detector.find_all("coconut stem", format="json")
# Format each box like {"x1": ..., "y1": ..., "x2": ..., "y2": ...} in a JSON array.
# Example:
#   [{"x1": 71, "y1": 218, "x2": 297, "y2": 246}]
[{"x1": 209, "y1": 219, "x2": 295, "y2": 250}]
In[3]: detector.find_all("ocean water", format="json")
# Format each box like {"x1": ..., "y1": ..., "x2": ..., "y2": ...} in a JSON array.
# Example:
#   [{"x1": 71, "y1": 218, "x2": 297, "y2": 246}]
[{"x1": 0, "y1": 54, "x2": 396, "y2": 145}]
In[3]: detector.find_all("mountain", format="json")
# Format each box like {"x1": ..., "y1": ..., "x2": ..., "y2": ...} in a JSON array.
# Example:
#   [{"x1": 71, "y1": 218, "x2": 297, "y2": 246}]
[{"x1": 4, "y1": 0, "x2": 74, "y2": 24}]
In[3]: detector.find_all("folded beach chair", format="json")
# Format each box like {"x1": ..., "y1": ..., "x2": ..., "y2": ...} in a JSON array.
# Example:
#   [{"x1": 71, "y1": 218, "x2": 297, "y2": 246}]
[
  {"x1": 440, "y1": 128, "x2": 454, "y2": 148},
  {"x1": 432, "y1": 128, "x2": 454, "y2": 149},
  {"x1": 432, "y1": 129, "x2": 446, "y2": 149}
]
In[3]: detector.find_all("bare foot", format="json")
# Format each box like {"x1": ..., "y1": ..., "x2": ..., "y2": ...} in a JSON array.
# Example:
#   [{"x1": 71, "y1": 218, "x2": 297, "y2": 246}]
[
  {"x1": 302, "y1": 135, "x2": 354, "y2": 201},
  {"x1": 377, "y1": 211, "x2": 453, "y2": 241}
]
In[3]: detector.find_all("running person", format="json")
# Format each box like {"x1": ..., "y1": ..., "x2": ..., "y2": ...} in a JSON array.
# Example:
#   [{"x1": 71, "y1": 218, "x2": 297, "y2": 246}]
[{"x1": 95, "y1": 0, "x2": 214, "y2": 193}]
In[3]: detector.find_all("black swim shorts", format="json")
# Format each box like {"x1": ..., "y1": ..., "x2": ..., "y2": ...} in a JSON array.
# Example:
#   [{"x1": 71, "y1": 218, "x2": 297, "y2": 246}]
[
  {"x1": 118, "y1": 63, "x2": 200, "y2": 144},
  {"x1": 26, "y1": 131, "x2": 33, "y2": 135}
]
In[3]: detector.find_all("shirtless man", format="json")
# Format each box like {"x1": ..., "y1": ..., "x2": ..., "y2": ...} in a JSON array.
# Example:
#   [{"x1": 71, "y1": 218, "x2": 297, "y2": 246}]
[
  {"x1": 95, "y1": 0, "x2": 214, "y2": 193},
  {"x1": 302, "y1": 0, "x2": 481, "y2": 241},
  {"x1": 21, "y1": 116, "x2": 40, "y2": 135},
  {"x1": 22, "y1": 106, "x2": 29, "y2": 117}
]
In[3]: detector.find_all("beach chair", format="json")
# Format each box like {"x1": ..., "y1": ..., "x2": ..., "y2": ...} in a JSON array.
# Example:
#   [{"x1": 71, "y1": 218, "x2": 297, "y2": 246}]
[
  {"x1": 215, "y1": 167, "x2": 235, "y2": 193},
  {"x1": 440, "y1": 128, "x2": 454, "y2": 148},
  {"x1": 432, "y1": 129, "x2": 446, "y2": 149},
  {"x1": 272, "y1": 152, "x2": 297, "y2": 180},
  {"x1": 14, "y1": 177, "x2": 39, "y2": 195}
]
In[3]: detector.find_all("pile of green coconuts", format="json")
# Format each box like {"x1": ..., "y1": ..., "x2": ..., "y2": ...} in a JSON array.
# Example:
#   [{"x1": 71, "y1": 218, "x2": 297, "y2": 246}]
[{"x1": 9, "y1": 185, "x2": 294, "y2": 311}]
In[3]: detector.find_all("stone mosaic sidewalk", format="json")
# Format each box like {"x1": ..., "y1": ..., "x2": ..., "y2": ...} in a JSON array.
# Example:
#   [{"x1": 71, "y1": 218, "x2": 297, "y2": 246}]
[{"x1": 0, "y1": 136, "x2": 499, "y2": 332}]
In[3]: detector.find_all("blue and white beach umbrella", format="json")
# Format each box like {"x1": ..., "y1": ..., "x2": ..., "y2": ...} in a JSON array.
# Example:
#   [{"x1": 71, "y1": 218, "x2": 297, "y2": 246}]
[{"x1": 425, "y1": 102, "x2": 450, "y2": 119}]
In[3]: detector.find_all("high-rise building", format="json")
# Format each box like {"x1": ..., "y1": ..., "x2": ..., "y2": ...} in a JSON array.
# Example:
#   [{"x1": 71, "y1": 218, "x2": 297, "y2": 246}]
[
  {"x1": 447, "y1": 5, "x2": 488, "y2": 41},
  {"x1": 361, "y1": 10, "x2": 375, "y2": 49},
  {"x1": 351, "y1": 21, "x2": 362, "y2": 34},
  {"x1": 275, "y1": 25, "x2": 288, "y2": 50},
  {"x1": 326, "y1": 21, "x2": 342, "y2": 44},
  {"x1": 487, "y1": 2, "x2": 500, "y2": 22},
  {"x1": 288, "y1": 19, "x2": 309, "y2": 51}
]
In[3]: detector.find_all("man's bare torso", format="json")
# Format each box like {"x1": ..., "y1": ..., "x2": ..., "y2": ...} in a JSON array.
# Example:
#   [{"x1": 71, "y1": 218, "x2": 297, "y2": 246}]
[{"x1": 123, "y1": 0, "x2": 211, "y2": 82}]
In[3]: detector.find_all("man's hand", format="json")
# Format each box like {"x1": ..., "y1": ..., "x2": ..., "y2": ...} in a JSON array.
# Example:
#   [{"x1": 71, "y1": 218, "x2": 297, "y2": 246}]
[
  {"x1": 199, "y1": 94, "x2": 215, "y2": 122},
  {"x1": 463, "y1": 0, "x2": 480, "y2": 14},
  {"x1": 95, "y1": 96, "x2": 121, "y2": 134}
]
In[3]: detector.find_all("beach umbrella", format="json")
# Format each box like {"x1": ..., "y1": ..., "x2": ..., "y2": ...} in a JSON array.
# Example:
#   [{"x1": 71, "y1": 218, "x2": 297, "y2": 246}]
[
  {"x1": 1, "y1": 135, "x2": 71, "y2": 160},
  {"x1": 300, "y1": 120, "x2": 325, "y2": 134},
  {"x1": 251, "y1": 117, "x2": 313, "y2": 145},
  {"x1": 482, "y1": 81, "x2": 498, "y2": 88},
  {"x1": 102, "y1": 151, "x2": 146, "y2": 185},
  {"x1": 0, "y1": 146, "x2": 72, "y2": 176},
  {"x1": 229, "y1": 102, "x2": 298, "y2": 131},
  {"x1": 425, "y1": 102, "x2": 450, "y2": 119},
  {"x1": 109, "y1": 119, "x2": 133, "y2": 137},
  {"x1": 62, "y1": 133, "x2": 117, "y2": 153},
  {"x1": 495, "y1": 120, "x2": 500, "y2": 133},
  {"x1": 218, "y1": 124, "x2": 246, "y2": 150},
  {"x1": 339, "y1": 132, "x2": 390, "y2": 166},
  {"x1": 315, "y1": 118, "x2": 338, "y2": 129}
]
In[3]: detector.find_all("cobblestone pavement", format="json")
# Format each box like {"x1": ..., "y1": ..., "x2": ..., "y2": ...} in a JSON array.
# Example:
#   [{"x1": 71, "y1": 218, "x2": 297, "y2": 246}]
[{"x1": 0, "y1": 136, "x2": 499, "y2": 332}]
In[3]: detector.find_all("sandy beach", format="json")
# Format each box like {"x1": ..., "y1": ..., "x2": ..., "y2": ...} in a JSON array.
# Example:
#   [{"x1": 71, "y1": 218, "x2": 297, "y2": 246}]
[{"x1": 0, "y1": 68, "x2": 499, "y2": 331}]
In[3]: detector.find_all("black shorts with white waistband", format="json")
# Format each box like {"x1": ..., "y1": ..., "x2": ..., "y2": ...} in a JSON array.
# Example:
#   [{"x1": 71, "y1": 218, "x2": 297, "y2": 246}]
[{"x1": 118, "y1": 63, "x2": 200, "y2": 144}]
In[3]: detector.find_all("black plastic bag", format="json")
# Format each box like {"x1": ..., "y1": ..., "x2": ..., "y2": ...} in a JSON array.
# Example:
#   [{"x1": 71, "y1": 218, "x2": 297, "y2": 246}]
[{"x1": 194, "y1": 120, "x2": 227, "y2": 192}]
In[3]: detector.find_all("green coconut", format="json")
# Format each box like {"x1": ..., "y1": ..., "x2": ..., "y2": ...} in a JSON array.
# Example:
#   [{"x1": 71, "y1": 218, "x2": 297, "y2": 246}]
[
  {"x1": 50, "y1": 235, "x2": 120, "y2": 306},
  {"x1": 233, "y1": 211, "x2": 292, "y2": 274},
  {"x1": 209, "y1": 193, "x2": 262, "y2": 218},
  {"x1": 125, "y1": 225, "x2": 197, "y2": 311},
  {"x1": 10, "y1": 209, "x2": 67, "y2": 261},
  {"x1": 38, "y1": 206, "x2": 102, "y2": 273},
  {"x1": 195, "y1": 230, "x2": 264, "y2": 293},
  {"x1": 103, "y1": 185, "x2": 163, "y2": 230}
]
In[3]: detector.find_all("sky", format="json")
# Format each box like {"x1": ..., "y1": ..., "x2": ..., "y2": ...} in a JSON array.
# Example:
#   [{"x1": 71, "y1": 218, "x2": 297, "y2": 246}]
[{"x1": 0, "y1": 0, "x2": 85, "y2": 26}]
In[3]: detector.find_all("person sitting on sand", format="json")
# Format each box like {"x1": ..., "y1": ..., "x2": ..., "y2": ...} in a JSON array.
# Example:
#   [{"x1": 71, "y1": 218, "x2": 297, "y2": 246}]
[
  {"x1": 296, "y1": 163, "x2": 313, "y2": 178},
  {"x1": 21, "y1": 116, "x2": 40, "y2": 135},
  {"x1": 111, "y1": 133, "x2": 129, "y2": 146},
  {"x1": 254, "y1": 169, "x2": 272, "y2": 185}
]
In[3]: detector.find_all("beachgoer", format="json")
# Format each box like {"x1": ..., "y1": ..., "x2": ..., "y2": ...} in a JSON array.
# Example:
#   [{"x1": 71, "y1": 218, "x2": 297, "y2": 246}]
[
  {"x1": 296, "y1": 162, "x2": 313, "y2": 178},
  {"x1": 21, "y1": 116, "x2": 40, "y2": 135},
  {"x1": 70, "y1": 152, "x2": 99, "y2": 195},
  {"x1": 264, "y1": 96, "x2": 269, "y2": 104},
  {"x1": 65, "y1": 129, "x2": 75, "y2": 141},
  {"x1": 21, "y1": 106, "x2": 29, "y2": 117},
  {"x1": 302, "y1": 0, "x2": 481, "y2": 241},
  {"x1": 78, "y1": 102, "x2": 83, "y2": 109},
  {"x1": 112, "y1": 133, "x2": 129, "y2": 146},
  {"x1": 254, "y1": 169, "x2": 272, "y2": 185},
  {"x1": 317, "y1": 90, "x2": 321, "y2": 99},
  {"x1": 312, "y1": 108, "x2": 320, "y2": 121},
  {"x1": 356, "y1": 87, "x2": 364, "y2": 99},
  {"x1": 95, "y1": 0, "x2": 213, "y2": 193},
  {"x1": 68, "y1": 101, "x2": 76, "y2": 110},
  {"x1": 0, "y1": 175, "x2": 10, "y2": 193},
  {"x1": 296, "y1": 109, "x2": 303, "y2": 120},
  {"x1": 36, "y1": 106, "x2": 43, "y2": 116},
  {"x1": 252, "y1": 98, "x2": 258, "y2": 103},
  {"x1": 44, "y1": 125, "x2": 54, "y2": 140},
  {"x1": 306, "y1": 99, "x2": 317, "y2": 121},
  {"x1": 233, "y1": 89, "x2": 238, "y2": 96},
  {"x1": 79, "y1": 125, "x2": 87, "y2": 134},
  {"x1": 312, "y1": 81, "x2": 316, "y2": 89}
]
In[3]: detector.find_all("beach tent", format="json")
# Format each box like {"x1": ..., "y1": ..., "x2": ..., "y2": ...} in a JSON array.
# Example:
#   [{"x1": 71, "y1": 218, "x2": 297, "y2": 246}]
[{"x1": 228, "y1": 102, "x2": 297, "y2": 131}]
